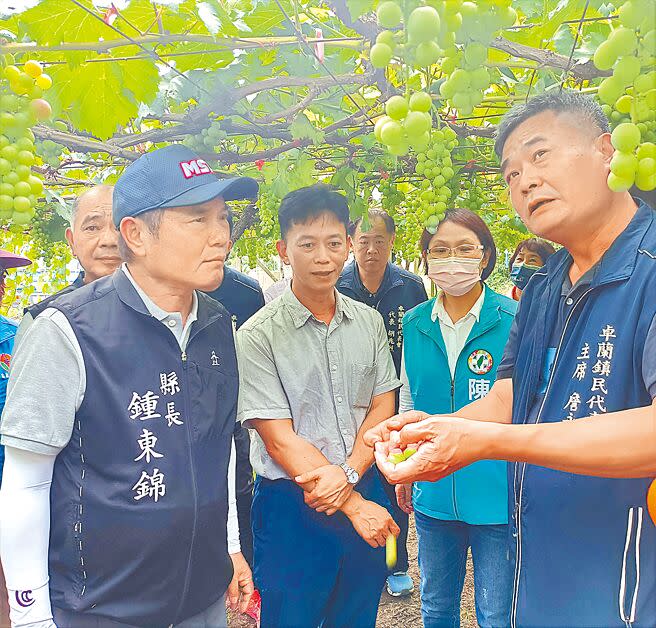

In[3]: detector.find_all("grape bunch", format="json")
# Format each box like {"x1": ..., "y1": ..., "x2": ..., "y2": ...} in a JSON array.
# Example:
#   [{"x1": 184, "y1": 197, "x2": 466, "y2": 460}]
[
  {"x1": 413, "y1": 126, "x2": 459, "y2": 232},
  {"x1": 230, "y1": 189, "x2": 281, "y2": 268},
  {"x1": 592, "y1": 0, "x2": 656, "y2": 191},
  {"x1": 438, "y1": 1, "x2": 517, "y2": 116},
  {"x1": 37, "y1": 138, "x2": 64, "y2": 168},
  {"x1": 458, "y1": 175, "x2": 487, "y2": 212},
  {"x1": 374, "y1": 92, "x2": 433, "y2": 156},
  {"x1": 29, "y1": 204, "x2": 69, "y2": 264},
  {"x1": 371, "y1": 1, "x2": 444, "y2": 70},
  {"x1": 608, "y1": 123, "x2": 655, "y2": 192},
  {"x1": 393, "y1": 198, "x2": 424, "y2": 264},
  {"x1": 380, "y1": 177, "x2": 404, "y2": 214},
  {"x1": 182, "y1": 118, "x2": 226, "y2": 154},
  {"x1": 257, "y1": 190, "x2": 281, "y2": 240},
  {"x1": 0, "y1": 58, "x2": 52, "y2": 226}
]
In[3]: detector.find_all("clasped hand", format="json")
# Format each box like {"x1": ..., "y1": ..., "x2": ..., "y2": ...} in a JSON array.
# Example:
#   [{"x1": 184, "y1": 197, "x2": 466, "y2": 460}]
[{"x1": 295, "y1": 464, "x2": 353, "y2": 515}]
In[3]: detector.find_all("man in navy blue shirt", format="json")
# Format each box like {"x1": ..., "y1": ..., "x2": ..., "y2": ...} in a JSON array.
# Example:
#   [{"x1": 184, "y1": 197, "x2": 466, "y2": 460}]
[
  {"x1": 337, "y1": 209, "x2": 427, "y2": 597},
  {"x1": 205, "y1": 209, "x2": 265, "y2": 567},
  {"x1": 368, "y1": 92, "x2": 656, "y2": 627}
]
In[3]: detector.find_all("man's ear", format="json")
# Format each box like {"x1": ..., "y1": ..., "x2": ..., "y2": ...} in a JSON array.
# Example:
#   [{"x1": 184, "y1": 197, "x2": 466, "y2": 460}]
[
  {"x1": 227, "y1": 239, "x2": 234, "y2": 255},
  {"x1": 597, "y1": 132, "x2": 614, "y2": 171},
  {"x1": 65, "y1": 227, "x2": 75, "y2": 255},
  {"x1": 120, "y1": 217, "x2": 149, "y2": 259},
  {"x1": 276, "y1": 239, "x2": 289, "y2": 265}
]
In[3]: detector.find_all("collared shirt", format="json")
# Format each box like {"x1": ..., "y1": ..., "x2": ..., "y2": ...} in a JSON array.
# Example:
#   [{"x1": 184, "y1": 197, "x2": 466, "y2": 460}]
[
  {"x1": 122, "y1": 263, "x2": 198, "y2": 348},
  {"x1": 236, "y1": 286, "x2": 401, "y2": 480},
  {"x1": 399, "y1": 288, "x2": 485, "y2": 411},
  {"x1": 432, "y1": 288, "x2": 485, "y2": 377},
  {"x1": 337, "y1": 261, "x2": 428, "y2": 376}
]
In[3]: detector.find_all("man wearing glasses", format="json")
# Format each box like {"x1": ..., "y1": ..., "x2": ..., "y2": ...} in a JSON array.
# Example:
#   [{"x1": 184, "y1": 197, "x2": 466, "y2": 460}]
[{"x1": 337, "y1": 209, "x2": 427, "y2": 597}]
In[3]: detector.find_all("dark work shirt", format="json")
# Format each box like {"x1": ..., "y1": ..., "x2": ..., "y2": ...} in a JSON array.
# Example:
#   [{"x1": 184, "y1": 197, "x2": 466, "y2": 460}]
[
  {"x1": 205, "y1": 265, "x2": 265, "y2": 330},
  {"x1": 337, "y1": 261, "x2": 428, "y2": 376}
]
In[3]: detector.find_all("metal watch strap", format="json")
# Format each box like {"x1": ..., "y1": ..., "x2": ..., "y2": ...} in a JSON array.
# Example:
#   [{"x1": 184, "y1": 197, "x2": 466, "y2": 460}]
[{"x1": 339, "y1": 463, "x2": 359, "y2": 485}]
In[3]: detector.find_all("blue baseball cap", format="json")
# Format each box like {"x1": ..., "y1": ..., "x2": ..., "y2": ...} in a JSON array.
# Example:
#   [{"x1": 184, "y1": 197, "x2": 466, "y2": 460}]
[{"x1": 113, "y1": 145, "x2": 259, "y2": 227}]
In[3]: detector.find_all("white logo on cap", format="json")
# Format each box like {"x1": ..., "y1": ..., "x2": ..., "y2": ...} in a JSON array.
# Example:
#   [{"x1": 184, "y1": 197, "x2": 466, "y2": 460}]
[{"x1": 179, "y1": 159, "x2": 213, "y2": 179}]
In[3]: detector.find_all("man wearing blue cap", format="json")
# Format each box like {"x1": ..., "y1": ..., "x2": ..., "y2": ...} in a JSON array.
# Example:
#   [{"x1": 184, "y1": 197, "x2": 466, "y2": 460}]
[{"x1": 0, "y1": 146, "x2": 258, "y2": 628}]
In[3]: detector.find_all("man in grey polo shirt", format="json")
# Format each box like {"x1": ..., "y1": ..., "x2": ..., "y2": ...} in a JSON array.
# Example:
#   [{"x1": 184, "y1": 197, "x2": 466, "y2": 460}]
[{"x1": 236, "y1": 184, "x2": 401, "y2": 628}]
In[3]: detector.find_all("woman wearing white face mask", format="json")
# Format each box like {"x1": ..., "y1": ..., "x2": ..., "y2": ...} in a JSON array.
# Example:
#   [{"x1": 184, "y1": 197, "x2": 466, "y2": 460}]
[{"x1": 396, "y1": 208, "x2": 518, "y2": 628}]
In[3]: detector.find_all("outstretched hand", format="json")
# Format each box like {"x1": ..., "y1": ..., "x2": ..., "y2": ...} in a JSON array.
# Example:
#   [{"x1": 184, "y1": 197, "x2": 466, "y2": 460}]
[
  {"x1": 372, "y1": 415, "x2": 492, "y2": 484},
  {"x1": 363, "y1": 410, "x2": 429, "y2": 448}
]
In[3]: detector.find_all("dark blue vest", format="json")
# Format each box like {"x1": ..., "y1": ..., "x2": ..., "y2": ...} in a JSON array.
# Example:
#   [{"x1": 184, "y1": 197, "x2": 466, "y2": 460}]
[
  {"x1": 509, "y1": 201, "x2": 656, "y2": 627},
  {"x1": 205, "y1": 265, "x2": 264, "y2": 330},
  {"x1": 48, "y1": 270, "x2": 237, "y2": 626}
]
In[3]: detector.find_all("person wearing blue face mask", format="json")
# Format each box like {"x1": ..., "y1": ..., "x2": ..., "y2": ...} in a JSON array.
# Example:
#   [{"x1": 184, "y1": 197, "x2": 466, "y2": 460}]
[{"x1": 508, "y1": 238, "x2": 556, "y2": 300}]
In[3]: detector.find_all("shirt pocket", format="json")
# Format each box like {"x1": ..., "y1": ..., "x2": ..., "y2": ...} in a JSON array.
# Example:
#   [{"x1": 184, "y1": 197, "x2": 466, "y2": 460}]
[{"x1": 352, "y1": 362, "x2": 377, "y2": 408}]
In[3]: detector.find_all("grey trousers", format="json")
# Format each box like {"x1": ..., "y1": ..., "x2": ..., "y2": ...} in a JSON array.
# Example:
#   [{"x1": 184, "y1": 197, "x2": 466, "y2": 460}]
[{"x1": 53, "y1": 595, "x2": 227, "y2": 628}]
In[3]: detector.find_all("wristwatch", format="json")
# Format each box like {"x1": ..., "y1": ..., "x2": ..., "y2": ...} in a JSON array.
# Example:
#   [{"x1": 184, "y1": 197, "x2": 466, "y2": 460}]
[{"x1": 339, "y1": 463, "x2": 360, "y2": 485}]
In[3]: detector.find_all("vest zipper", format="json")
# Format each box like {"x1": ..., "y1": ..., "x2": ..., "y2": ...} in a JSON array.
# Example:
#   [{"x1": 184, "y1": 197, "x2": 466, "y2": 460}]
[
  {"x1": 510, "y1": 286, "x2": 593, "y2": 628},
  {"x1": 174, "y1": 347, "x2": 198, "y2": 622}
]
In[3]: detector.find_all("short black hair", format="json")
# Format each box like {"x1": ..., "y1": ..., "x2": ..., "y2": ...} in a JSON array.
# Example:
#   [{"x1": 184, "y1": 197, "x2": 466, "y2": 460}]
[
  {"x1": 278, "y1": 183, "x2": 350, "y2": 240},
  {"x1": 495, "y1": 90, "x2": 610, "y2": 158},
  {"x1": 349, "y1": 209, "x2": 396, "y2": 237}
]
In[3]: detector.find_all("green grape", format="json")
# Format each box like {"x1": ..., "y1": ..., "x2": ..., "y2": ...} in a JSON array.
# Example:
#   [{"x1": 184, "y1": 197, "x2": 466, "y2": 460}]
[
  {"x1": 610, "y1": 151, "x2": 637, "y2": 179},
  {"x1": 594, "y1": 40, "x2": 620, "y2": 71},
  {"x1": 614, "y1": 56, "x2": 641, "y2": 85},
  {"x1": 611, "y1": 123, "x2": 641, "y2": 152},
  {"x1": 377, "y1": 1, "x2": 403, "y2": 29},
  {"x1": 607, "y1": 172, "x2": 633, "y2": 192},
  {"x1": 370, "y1": 44, "x2": 393, "y2": 69},
  {"x1": 386, "y1": 96, "x2": 409, "y2": 121},
  {"x1": 407, "y1": 6, "x2": 441, "y2": 44}
]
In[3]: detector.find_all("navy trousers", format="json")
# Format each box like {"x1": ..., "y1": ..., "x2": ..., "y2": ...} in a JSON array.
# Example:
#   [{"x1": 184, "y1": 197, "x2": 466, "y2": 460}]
[{"x1": 252, "y1": 469, "x2": 390, "y2": 628}]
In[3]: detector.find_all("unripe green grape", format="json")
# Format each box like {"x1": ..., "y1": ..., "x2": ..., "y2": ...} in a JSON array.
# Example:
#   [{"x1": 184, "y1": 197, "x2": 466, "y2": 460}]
[
  {"x1": 607, "y1": 171, "x2": 633, "y2": 192},
  {"x1": 376, "y1": 31, "x2": 396, "y2": 49},
  {"x1": 618, "y1": 0, "x2": 642, "y2": 29},
  {"x1": 414, "y1": 41, "x2": 441, "y2": 67},
  {"x1": 611, "y1": 123, "x2": 641, "y2": 152},
  {"x1": 463, "y1": 43, "x2": 487, "y2": 68},
  {"x1": 381, "y1": 121, "x2": 404, "y2": 145},
  {"x1": 370, "y1": 43, "x2": 393, "y2": 69},
  {"x1": 610, "y1": 151, "x2": 638, "y2": 178},
  {"x1": 377, "y1": 1, "x2": 403, "y2": 29},
  {"x1": 593, "y1": 40, "x2": 619, "y2": 71},
  {"x1": 409, "y1": 91, "x2": 432, "y2": 113},
  {"x1": 613, "y1": 56, "x2": 641, "y2": 85},
  {"x1": 598, "y1": 77, "x2": 625, "y2": 105},
  {"x1": 407, "y1": 6, "x2": 441, "y2": 44},
  {"x1": 608, "y1": 27, "x2": 638, "y2": 55},
  {"x1": 386, "y1": 95, "x2": 409, "y2": 120}
]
